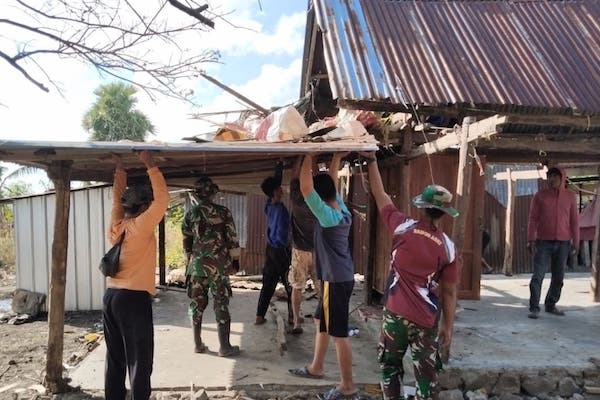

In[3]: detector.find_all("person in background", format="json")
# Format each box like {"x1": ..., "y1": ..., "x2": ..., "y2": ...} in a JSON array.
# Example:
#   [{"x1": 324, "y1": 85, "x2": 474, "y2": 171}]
[
  {"x1": 363, "y1": 152, "x2": 459, "y2": 400},
  {"x1": 527, "y1": 166, "x2": 579, "y2": 319},
  {"x1": 104, "y1": 150, "x2": 169, "y2": 400},
  {"x1": 288, "y1": 156, "x2": 320, "y2": 335},
  {"x1": 182, "y1": 176, "x2": 241, "y2": 357},
  {"x1": 289, "y1": 153, "x2": 363, "y2": 400},
  {"x1": 255, "y1": 161, "x2": 293, "y2": 325}
]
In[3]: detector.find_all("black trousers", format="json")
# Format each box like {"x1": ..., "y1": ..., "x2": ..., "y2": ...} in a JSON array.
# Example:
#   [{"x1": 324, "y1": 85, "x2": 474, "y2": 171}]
[
  {"x1": 103, "y1": 288, "x2": 154, "y2": 400},
  {"x1": 256, "y1": 245, "x2": 292, "y2": 320}
]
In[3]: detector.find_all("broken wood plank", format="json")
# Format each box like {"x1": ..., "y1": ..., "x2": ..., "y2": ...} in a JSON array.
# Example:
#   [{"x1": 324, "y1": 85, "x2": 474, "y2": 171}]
[
  {"x1": 269, "y1": 306, "x2": 287, "y2": 355},
  {"x1": 408, "y1": 115, "x2": 507, "y2": 159}
]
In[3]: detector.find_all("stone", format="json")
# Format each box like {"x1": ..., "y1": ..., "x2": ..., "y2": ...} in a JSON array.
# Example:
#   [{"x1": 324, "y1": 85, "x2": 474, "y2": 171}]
[
  {"x1": 571, "y1": 394, "x2": 585, "y2": 400},
  {"x1": 559, "y1": 377, "x2": 580, "y2": 397},
  {"x1": 463, "y1": 370, "x2": 499, "y2": 393},
  {"x1": 439, "y1": 389, "x2": 465, "y2": 400},
  {"x1": 499, "y1": 394, "x2": 522, "y2": 400},
  {"x1": 466, "y1": 389, "x2": 489, "y2": 400},
  {"x1": 493, "y1": 373, "x2": 521, "y2": 396},
  {"x1": 11, "y1": 289, "x2": 45, "y2": 317},
  {"x1": 522, "y1": 375, "x2": 558, "y2": 395},
  {"x1": 439, "y1": 369, "x2": 463, "y2": 390}
]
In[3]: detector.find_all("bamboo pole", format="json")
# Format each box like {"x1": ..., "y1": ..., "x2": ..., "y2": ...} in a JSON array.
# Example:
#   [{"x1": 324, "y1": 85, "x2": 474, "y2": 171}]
[
  {"x1": 45, "y1": 161, "x2": 72, "y2": 393},
  {"x1": 502, "y1": 168, "x2": 515, "y2": 276}
]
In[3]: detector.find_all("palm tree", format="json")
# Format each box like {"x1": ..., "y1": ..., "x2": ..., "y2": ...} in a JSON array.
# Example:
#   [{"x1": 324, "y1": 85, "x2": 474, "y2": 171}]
[{"x1": 83, "y1": 83, "x2": 154, "y2": 142}]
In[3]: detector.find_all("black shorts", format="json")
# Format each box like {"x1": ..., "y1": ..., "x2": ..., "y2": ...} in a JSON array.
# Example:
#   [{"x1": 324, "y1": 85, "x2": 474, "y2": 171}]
[{"x1": 314, "y1": 280, "x2": 354, "y2": 338}]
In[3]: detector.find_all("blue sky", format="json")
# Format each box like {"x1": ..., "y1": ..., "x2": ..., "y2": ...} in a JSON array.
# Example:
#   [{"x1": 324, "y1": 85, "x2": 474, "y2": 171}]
[{"x1": 0, "y1": 0, "x2": 308, "y2": 143}]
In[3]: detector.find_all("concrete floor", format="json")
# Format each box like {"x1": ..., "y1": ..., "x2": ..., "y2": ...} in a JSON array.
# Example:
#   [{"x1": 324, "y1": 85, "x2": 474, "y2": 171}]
[
  {"x1": 69, "y1": 273, "x2": 600, "y2": 391},
  {"x1": 69, "y1": 279, "x2": 381, "y2": 391},
  {"x1": 450, "y1": 273, "x2": 600, "y2": 370}
]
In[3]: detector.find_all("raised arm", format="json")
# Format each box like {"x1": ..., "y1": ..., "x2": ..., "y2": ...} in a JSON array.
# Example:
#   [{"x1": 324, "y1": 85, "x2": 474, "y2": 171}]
[
  {"x1": 109, "y1": 154, "x2": 126, "y2": 242},
  {"x1": 300, "y1": 154, "x2": 314, "y2": 197},
  {"x1": 291, "y1": 155, "x2": 303, "y2": 179},
  {"x1": 364, "y1": 153, "x2": 393, "y2": 211},
  {"x1": 328, "y1": 152, "x2": 346, "y2": 190},
  {"x1": 274, "y1": 160, "x2": 283, "y2": 187}
]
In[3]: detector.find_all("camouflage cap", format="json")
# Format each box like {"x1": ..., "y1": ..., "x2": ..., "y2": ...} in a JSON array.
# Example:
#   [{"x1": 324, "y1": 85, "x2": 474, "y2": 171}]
[
  {"x1": 194, "y1": 176, "x2": 219, "y2": 198},
  {"x1": 412, "y1": 184, "x2": 459, "y2": 218}
]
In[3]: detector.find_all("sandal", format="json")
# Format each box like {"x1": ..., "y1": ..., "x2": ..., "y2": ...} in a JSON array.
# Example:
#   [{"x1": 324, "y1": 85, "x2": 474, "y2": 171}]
[
  {"x1": 291, "y1": 327, "x2": 303, "y2": 335},
  {"x1": 288, "y1": 366, "x2": 323, "y2": 379}
]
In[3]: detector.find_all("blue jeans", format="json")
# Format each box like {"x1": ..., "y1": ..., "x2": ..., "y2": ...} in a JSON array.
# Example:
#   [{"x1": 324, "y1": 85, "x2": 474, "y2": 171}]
[{"x1": 529, "y1": 240, "x2": 570, "y2": 312}]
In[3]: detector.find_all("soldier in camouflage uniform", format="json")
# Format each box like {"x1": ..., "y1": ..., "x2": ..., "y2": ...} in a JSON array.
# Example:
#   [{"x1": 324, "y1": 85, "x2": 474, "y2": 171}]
[
  {"x1": 364, "y1": 153, "x2": 459, "y2": 400},
  {"x1": 182, "y1": 176, "x2": 241, "y2": 357}
]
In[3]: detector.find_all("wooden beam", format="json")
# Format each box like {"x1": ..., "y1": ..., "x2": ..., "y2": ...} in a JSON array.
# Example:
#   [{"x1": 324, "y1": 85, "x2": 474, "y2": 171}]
[
  {"x1": 478, "y1": 137, "x2": 600, "y2": 156},
  {"x1": 494, "y1": 166, "x2": 548, "y2": 181},
  {"x1": 45, "y1": 161, "x2": 72, "y2": 393},
  {"x1": 502, "y1": 168, "x2": 516, "y2": 276},
  {"x1": 408, "y1": 115, "x2": 508, "y2": 159}
]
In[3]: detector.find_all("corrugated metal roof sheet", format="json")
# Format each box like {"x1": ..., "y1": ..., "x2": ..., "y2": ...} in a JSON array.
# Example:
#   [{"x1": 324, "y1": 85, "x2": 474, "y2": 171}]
[{"x1": 313, "y1": 0, "x2": 600, "y2": 114}]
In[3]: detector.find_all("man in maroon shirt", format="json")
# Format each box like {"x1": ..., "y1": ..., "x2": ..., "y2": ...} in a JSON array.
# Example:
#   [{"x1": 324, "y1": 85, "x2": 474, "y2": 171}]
[
  {"x1": 527, "y1": 167, "x2": 579, "y2": 319},
  {"x1": 364, "y1": 153, "x2": 459, "y2": 400}
]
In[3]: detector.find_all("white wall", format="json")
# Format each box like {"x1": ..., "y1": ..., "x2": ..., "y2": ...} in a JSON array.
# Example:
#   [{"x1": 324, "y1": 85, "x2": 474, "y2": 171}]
[{"x1": 14, "y1": 187, "x2": 112, "y2": 311}]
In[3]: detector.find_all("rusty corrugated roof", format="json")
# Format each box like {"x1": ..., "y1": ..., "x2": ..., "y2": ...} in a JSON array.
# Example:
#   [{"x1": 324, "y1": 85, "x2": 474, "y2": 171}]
[{"x1": 313, "y1": 0, "x2": 600, "y2": 115}]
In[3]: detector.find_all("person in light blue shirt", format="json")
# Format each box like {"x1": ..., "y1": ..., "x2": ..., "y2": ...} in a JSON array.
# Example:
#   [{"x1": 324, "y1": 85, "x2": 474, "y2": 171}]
[{"x1": 289, "y1": 153, "x2": 362, "y2": 400}]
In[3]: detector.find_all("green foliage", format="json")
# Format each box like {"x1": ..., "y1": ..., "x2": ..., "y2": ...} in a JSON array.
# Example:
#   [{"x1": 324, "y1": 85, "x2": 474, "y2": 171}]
[
  {"x1": 0, "y1": 225, "x2": 14, "y2": 269},
  {"x1": 168, "y1": 205, "x2": 185, "y2": 226},
  {"x1": 165, "y1": 215, "x2": 185, "y2": 270},
  {"x1": 83, "y1": 82, "x2": 154, "y2": 142},
  {"x1": 2, "y1": 181, "x2": 32, "y2": 198}
]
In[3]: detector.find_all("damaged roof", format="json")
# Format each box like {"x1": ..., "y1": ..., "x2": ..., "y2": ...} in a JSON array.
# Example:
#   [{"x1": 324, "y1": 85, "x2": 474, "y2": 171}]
[
  {"x1": 306, "y1": 0, "x2": 600, "y2": 115},
  {"x1": 0, "y1": 139, "x2": 378, "y2": 189}
]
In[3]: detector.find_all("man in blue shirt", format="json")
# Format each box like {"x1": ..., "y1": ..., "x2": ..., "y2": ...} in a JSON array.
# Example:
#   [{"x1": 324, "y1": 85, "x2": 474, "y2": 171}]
[
  {"x1": 255, "y1": 162, "x2": 293, "y2": 325},
  {"x1": 289, "y1": 153, "x2": 362, "y2": 400}
]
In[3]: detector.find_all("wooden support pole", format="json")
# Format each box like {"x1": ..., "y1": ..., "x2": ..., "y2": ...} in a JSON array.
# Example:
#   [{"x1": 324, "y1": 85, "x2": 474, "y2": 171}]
[
  {"x1": 592, "y1": 175, "x2": 600, "y2": 302},
  {"x1": 502, "y1": 168, "x2": 516, "y2": 276},
  {"x1": 452, "y1": 117, "x2": 475, "y2": 252},
  {"x1": 45, "y1": 161, "x2": 72, "y2": 393},
  {"x1": 159, "y1": 217, "x2": 166, "y2": 286},
  {"x1": 445, "y1": 117, "x2": 475, "y2": 364},
  {"x1": 364, "y1": 192, "x2": 377, "y2": 305}
]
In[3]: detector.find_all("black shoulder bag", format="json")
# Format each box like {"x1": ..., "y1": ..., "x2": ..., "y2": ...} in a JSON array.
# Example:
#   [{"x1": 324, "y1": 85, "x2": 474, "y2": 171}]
[{"x1": 99, "y1": 232, "x2": 125, "y2": 277}]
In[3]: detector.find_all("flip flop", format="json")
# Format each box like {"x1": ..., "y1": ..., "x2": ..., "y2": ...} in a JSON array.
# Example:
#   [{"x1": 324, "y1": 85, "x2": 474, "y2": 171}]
[
  {"x1": 291, "y1": 327, "x2": 303, "y2": 335},
  {"x1": 288, "y1": 366, "x2": 323, "y2": 379}
]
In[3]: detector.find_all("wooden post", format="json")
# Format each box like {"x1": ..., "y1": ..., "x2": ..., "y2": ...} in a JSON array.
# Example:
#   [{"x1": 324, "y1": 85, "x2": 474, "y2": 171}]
[
  {"x1": 45, "y1": 161, "x2": 72, "y2": 393},
  {"x1": 159, "y1": 217, "x2": 166, "y2": 286},
  {"x1": 502, "y1": 168, "x2": 515, "y2": 276},
  {"x1": 364, "y1": 192, "x2": 377, "y2": 305},
  {"x1": 446, "y1": 117, "x2": 475, "y2": 364},
  {"x1": 452, "y1": 117, "x2": 475, "y2": 252},
  {"x1": 592, "y1": 176, "x2": 600, "y2": 302}
]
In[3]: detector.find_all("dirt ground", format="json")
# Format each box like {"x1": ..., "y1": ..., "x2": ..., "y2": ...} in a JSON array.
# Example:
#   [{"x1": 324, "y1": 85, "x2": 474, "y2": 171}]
[{"x1": 0, "y1": 270, "x2": 375, "y2": 399}]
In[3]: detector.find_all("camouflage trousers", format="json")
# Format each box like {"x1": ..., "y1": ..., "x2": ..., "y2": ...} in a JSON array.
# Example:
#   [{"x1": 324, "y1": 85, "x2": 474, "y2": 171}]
[
  {"x1": 378, "y1": 309, "x2": 442, "y2": 400},
  {"x1": 186, "y1": 274, "x2": 232, "y2": 325}
]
